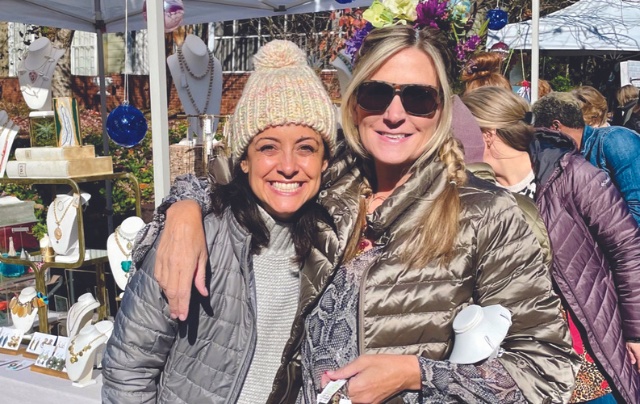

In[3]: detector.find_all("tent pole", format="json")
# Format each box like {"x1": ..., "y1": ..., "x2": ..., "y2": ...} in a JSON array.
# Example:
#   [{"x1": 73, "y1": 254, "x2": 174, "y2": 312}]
[
  {"x1": 531, "y1": 0, "x2": 540, "y2": 103},
  {"x1": 147, "y1": 0, "x2": 171, "y2": 206},
  {"x1": 95, "y1": 0, "x2": 114, "y2": 234}
]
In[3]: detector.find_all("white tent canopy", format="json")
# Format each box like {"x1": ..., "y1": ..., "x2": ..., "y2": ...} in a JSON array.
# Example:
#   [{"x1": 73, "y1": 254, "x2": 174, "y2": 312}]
[
  {"x1": 2, "y1": 0, "x2": 374, "y2": 33},
  {"x1": 487, "y1": 0, "x2": 640, "y2": 55},
  {"x1": 0, "y1": 0, "x2": 374, "y2": 204}
]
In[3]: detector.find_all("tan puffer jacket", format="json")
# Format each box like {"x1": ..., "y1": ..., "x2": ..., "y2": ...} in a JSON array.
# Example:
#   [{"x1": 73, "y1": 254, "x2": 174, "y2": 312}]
[
  {"x1": 468, "y1": 162, "x2": 552, "y2": 268},
  {"x1": 309, "y1": 151, "x2": 579, "y2": 404}
]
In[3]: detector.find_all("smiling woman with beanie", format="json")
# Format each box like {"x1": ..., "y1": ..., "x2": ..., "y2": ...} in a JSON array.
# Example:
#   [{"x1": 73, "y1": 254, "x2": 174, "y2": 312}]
[{"x1": 101, "y1": 39, "x2": 337, "y2": 404}]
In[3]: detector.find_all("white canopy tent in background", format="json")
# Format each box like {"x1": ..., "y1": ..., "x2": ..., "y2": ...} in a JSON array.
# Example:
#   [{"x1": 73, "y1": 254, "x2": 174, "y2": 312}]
[
  {"x1": 0, "y1": 0, "x2": 374, "y2": 205},
  {"x1": 487, "y1": 0, "x2": 640, "y2": 102}
]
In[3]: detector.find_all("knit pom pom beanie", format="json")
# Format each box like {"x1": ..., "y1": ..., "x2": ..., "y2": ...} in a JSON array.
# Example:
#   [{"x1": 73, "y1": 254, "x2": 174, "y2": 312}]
[{"x1": 228, "y1": 40, "x2": 337, "y2": 161}]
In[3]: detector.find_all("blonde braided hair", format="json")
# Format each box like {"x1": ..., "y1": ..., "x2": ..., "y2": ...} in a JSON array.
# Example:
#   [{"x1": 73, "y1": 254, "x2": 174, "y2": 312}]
[{"x1": 400, "y1": 137, "x2": 467, "y2": 267}]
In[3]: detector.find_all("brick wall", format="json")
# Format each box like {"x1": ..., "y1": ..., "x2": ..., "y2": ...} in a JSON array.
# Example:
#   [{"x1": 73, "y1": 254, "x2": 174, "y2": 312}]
[{"x1": 0, "y1": 71, "x2": 341, "y2": 117}]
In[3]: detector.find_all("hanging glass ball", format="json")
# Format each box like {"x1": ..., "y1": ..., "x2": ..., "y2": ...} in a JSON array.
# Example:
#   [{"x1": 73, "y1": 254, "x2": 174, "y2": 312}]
[
  {"x1": 487, "y1": 9, "x2": 508, "y2": 31},
  {"x1": 490, "y1": 41, "x2": 510, "y2": 54},
  {"x1": 106, "y1": 103, "x2": 148, "y2": 148},
  {"x1": 335, "y1": 0, "x2": 355, "y2": 3},
  {"x1": 143, "y1": 0, "x2": 185, "y2": 33}
]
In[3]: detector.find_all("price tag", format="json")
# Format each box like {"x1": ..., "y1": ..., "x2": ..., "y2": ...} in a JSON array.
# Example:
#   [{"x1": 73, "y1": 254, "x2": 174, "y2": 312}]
[{"x1": 317, "y1": 379, "x2": 347, "y2": 404}]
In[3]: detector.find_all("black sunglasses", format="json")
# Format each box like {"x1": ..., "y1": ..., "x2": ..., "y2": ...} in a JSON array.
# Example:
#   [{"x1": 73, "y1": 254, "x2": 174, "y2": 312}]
[{"x1": 356, "y1": 80, "x2": 441, "y2": 117}]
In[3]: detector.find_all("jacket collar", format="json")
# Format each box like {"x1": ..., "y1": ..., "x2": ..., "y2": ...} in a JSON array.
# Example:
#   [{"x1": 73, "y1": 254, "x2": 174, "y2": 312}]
[
  {"x1": 322, "y1": 148, "x2": 447, "y2": 244},
  {"x1": 581, "y1": 125, "x2": 596, "y2": 153},
  {"x1": 367, "y1": 153, "x2": 447, "y2": 241},
  {"x1": 221, "y1": 209, "x2": 252, "y2": 263},
  {"x1": 529, "y1": 129, "x2": 575, "y2": 188}
]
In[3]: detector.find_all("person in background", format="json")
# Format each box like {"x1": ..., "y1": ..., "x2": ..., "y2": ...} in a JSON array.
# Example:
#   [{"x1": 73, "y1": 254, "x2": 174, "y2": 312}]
[
  {"x1": 101, "y1": 39, "x2": 337, "y2": 404},
  {"x1": 460, "y1": 51, "x2": 511, "y2": 94},
  {"x1": 151, "y1": 25, "x2": 579, "y2": 403},
  {"x1": 572, "y1": 86, "x2": 609, "y2": 127},
  {"x1": 538, "y1": 79, "x2": 552, "y2": 98},
  {"x1": 464, "y1": 86, "x2": 640, "y2": 404},
  {"x1": 533, "y1": 92, "x2": 640, "y2": 225},
  {"x1": 613, "y1": 84, "x2": 640, "y2": 132}
]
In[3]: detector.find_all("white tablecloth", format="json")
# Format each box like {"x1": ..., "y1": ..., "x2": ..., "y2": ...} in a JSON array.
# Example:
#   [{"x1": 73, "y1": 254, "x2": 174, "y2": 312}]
[{"x1": 0, "y1": 353, "x2": 101, "y2": 403}]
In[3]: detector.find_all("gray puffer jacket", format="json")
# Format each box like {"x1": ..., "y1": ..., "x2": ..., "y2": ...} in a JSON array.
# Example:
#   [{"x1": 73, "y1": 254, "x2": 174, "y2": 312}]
[{"x1": 102, "y1": 209, "x2": 295, "y2": 403}]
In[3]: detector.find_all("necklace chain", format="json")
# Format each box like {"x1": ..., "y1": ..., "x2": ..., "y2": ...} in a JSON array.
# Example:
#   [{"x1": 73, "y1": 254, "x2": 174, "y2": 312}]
[
  {"x1": 177, "y1": 45, "x2": 215, "y2": 115},
  {"x1": 9, "y1": 296, "x2": 35, "y2": 318},
  {"x1": 66, "y1": 299, "x2": 95, "y2": 334},
  {"x1": 356, "y1": 191, "x2": 389, "y2": 255},
  {"x1": 18, "y1": 45, "x2": 58, "y2": 96},
  {"x1": 177, "y1": 46, "x2": 211, "y2": 79},
  {"x1": 52, "y1": 195, "x2": 77, "y2": 242},
  {"x1": 114, "y1": 225, "x2": 135, "y2": 274},
  {"x1": 113, "y1": 225, "x2": 134, "y2": 258},
  {"x1": 67, "y1": 333, "x2": 106, "y2": 364}
]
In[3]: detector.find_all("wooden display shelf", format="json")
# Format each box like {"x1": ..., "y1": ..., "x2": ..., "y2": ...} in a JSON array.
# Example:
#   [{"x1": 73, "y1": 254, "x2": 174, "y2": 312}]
[
  {"x1": 0, "y1": 346, "x2": 22, "y2": 356},
  {"x1": 30, "y1": 363, "x2": 69, "y2": 380}
]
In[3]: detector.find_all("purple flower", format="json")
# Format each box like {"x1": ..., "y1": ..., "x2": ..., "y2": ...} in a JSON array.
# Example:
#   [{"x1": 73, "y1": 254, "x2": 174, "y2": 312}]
[
  {"x1": 454, "y1": 34, "x2": 483, "y2": 61},
  {"x1": 344, "y1": 22, "x2": 374, "y2": 60},
  {"x1": 466, "y1": 34, "x2": 481, "y2": 50},
  {"x1": 416, "y1": 0, "x2": 447, "y2": 29}
]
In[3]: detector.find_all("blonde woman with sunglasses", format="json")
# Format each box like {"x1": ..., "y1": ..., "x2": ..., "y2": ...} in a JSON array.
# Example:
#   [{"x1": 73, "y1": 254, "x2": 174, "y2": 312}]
[{"x1": 142, "y1": 26, "x2": 578, "y2": 403}]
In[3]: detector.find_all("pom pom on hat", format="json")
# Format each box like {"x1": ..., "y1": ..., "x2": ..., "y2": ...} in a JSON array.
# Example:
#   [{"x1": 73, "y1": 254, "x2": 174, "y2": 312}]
[
  {"x1": 228, "y1": 40, "x2": 337, "y2": 161},
  {"x1": 252, "y1": 40, "x2": 307, "y2": 70}
]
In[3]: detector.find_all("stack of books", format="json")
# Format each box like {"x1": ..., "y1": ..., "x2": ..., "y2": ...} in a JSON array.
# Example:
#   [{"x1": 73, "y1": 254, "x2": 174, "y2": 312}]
[{"x1": 5, "y1": 145, "x2": 113, "y2": 178}]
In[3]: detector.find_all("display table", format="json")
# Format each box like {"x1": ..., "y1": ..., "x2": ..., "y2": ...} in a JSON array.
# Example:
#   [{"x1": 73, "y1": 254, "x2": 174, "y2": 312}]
[{"x1": 0, "y1": 353, "x2": 101, "y2": 403}]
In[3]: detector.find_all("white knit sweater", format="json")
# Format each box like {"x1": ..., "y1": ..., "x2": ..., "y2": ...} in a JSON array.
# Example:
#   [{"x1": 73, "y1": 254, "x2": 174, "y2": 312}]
[{"x1": 237, "y1": 210, "x2": 300, "y2": 404}]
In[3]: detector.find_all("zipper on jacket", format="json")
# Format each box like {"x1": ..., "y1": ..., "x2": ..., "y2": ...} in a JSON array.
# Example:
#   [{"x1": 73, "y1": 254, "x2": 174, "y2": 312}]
[
  {"x1": 535, "y1": 164, "x2": 563, "y2": 202},
  {"x1": 227, "y1": 237, "x2": 257, "y2": 402},
  {"x1": 357, "y1": 256, "x2": 378, "y2": 354}
]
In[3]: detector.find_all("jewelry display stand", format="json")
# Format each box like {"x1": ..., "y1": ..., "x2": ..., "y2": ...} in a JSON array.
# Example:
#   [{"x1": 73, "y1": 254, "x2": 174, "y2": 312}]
[
  {"x1": 66, "y1": 320, "x2": 113, "y2": 387},
  {"x1": 65, "y1": 293, "x2": 100, "y2": 340},
  {"x1": 45, "y1": 193, "x2": 91, "y2": 263},
  {"x1": 167, "y1": 34, "x2": 222, "y2": 144},
  {"x1": 9, "y1": 286, "x2": 39, "y2": 334},
  {"x1": 18, "y1": 37, "x2": 65, "y2": 112},
  {"x1": 106, "y1": 216, "x2": 145, "y2": 292},
  {"x1": 0, "y1": 174, "x2": 141, "y2": 333}
]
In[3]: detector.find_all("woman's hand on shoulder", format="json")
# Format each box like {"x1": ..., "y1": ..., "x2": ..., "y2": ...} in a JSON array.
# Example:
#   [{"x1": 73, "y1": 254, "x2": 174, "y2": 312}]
[
  {"x1": 322, "y1": 354, "x2": 420, "y2": 403},
  {"x1": 155, "y1": 200, "x2": 208, "y2": 320}
]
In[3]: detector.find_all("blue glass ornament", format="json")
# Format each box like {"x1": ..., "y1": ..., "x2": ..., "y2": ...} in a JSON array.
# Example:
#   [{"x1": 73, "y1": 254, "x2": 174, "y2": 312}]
[
  {"x1": 106, "y1": 103, "x2": 148, "y2": 148},
  {"x1": 335, "y1": 0, "x2": 354, "y2": 4},
  {"x1": 487, "y1": 9, "x2": 508, "y2": 31}
]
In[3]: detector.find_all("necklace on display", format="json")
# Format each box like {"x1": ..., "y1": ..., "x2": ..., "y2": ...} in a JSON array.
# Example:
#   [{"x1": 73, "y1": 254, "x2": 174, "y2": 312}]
[
  {"x1": 176, "y1": 45, "x2": 215, "y2": 115},
  {"x1": 52, "y1": 195, "x2": 76, "y2": 242},
  {"x1": 18, "y1": 46, "x2": 58, "y2": 97},
  {"x1": 9, "y1": 296, "x2": 35, "y2": 318},
  {"x1": 67, "y1": 301, "x2": 93, "y2": 334},
  {"x1": 67, "y1": 333, "x2": 105, "y2": 364},
  {"x1": 114, "y1": 225, "x2": 134, "y2": 273}
]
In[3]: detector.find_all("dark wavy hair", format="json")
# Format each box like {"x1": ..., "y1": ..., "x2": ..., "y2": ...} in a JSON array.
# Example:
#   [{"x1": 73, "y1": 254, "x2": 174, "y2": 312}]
[{"x1": 210, "y1": 164, "x2": 334, "y2": 265}]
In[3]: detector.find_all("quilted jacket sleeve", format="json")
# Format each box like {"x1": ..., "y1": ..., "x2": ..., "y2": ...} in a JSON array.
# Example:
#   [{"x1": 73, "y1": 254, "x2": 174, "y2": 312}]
[
  {"x1": 571, "y1": 158, "x2": 640, "y2": 339},
  {"x1": 474, "y1": 191, "x2": 579, "y2": 404},
  {"x1": 102, "y1": 243, "x2": 178, "y2": 404},
  {"x1": 132, "y1": 173, "x2": 212, "y2": 266}
]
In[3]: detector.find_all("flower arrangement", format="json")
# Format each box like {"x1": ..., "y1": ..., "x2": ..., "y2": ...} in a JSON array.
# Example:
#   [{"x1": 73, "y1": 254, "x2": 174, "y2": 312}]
[{"x1": 344, "y1": 0, "x2": 487, "y2": 68}]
